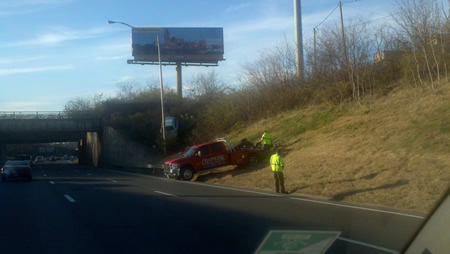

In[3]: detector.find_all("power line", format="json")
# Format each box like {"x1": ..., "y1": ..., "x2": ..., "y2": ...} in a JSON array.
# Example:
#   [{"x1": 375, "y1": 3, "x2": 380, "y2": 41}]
[
  {"x1": 342, "y1": 0, "x2": 360, "y2": 3},
  {"x1": 345, "y1": 13, "x2": 398, "y2": 29},
  {"x1": 314, "y1": 4, "x2": 339, "y2": 29}
]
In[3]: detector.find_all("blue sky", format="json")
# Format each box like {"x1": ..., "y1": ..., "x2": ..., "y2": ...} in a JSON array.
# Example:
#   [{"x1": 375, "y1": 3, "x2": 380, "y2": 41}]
[{"x1": 0, "y1": 0, "x2": 400, "y2": 111}]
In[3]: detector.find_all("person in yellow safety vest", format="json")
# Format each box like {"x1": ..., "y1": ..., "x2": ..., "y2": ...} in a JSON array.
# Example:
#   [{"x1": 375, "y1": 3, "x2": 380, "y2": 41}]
[
  {"x1": 270, "y1": 149, "x2": 287, "y2": 194},
  {"x1": 261, "y1": 131, "x2": 272, "y2": 154}
]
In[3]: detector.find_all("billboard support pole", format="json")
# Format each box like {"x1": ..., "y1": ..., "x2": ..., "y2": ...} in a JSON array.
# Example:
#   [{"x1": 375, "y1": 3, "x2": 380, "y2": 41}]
[{"x1": 176, "y1": 62, "x2": 182, "y2": 99}]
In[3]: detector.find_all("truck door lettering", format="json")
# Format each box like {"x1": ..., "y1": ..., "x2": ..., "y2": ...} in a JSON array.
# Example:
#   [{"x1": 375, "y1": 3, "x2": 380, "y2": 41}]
[{"x1": 202, "y1": 155, "x2": 225, "y2": 168}]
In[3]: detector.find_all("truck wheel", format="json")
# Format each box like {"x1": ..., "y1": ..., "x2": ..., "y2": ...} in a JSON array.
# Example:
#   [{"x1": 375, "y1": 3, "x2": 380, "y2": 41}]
[
  {"x1": 180, "y1": 168, "x2": 194, "y2": 181},
  {"x1": 248, "y1": 154, "x2": 259, "y2": 165}
]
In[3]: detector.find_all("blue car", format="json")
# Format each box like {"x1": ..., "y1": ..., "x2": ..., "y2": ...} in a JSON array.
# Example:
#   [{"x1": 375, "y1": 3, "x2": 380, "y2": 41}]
[{"x1": 1, "y1": 160, "x2": 32, "y2": 182}]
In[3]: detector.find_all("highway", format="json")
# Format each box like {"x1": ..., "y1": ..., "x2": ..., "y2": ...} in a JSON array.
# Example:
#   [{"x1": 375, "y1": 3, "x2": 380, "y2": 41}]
[{"x1": 0, "y1": 163, "x2": 425, "y2": 254}]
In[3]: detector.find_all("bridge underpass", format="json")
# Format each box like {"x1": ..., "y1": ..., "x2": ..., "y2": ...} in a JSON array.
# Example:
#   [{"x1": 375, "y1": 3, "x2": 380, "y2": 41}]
[{"x1": 0, "y1": 111, "x2": 103, "y2": 166}]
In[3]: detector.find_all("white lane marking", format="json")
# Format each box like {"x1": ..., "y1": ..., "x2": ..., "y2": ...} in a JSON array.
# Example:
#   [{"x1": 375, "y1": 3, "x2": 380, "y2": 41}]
[
  {"x1": 338, "y1": 237, "x2": 400, "y2": 254},
  {"x1": 107, "y1": 179, "x2": 118, "y2": 183},
  {"x1": 49, "y1": 181, "x2": 55, "y2": 184},
  {"x1": 43, "y1": 174, "x2": 47, "y2": 177},
  {"x1": 101, "y1": 168, "x2": 171, "y2": 181},
  {"x1": 100, "y1": 168, "x2": 424, "y2": 219},
  {"x1": 154, "y1": 191, "x2": 177, "y2": 197},
  {"x1": 86, "y1": 173, "x2": 92, "y2": 176},
  {"x1": 182, "y1": 180, "x2": 280, "y2": 197},
  {"x1": 288, "y1": 197, "x2": 425, "y2": 219},
  {"x1": 64, "y1": 195, "x2": 76, "y2": 203},
  {"x1": 169, "y1": 178, "x2": 425, "y2": 219}
]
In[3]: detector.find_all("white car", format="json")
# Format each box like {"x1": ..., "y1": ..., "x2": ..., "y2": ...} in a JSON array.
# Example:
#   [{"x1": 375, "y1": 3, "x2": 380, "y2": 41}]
[{"x1": 35, "y1": 156, "x2": 44, "y2": 163}]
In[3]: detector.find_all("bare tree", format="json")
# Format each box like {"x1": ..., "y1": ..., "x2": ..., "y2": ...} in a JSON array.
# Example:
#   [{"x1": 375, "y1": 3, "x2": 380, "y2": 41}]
[
  {"x1": 187, "y1": 70, "x2": 228, "y2": 100},
  {"x1": 393, "y1": 0, "x2": 448, "y2": 88},
  {"x1": 64, "y1": 94, "x2": 104, "y2": 118}
]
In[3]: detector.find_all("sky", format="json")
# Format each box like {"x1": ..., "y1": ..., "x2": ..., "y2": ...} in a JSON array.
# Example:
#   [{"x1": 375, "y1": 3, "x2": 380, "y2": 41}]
[{"x1": 0, "y1": 0, "x2": 403, "y2": 111}]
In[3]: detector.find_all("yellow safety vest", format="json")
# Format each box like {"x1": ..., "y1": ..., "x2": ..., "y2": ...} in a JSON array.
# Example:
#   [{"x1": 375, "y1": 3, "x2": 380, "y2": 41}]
[
  {"x1": 261, "y1": 132, "x2": 272, "y2": 145},
  {"x1": 270, "y1": 154, "x2": 284, "y2": 172}
]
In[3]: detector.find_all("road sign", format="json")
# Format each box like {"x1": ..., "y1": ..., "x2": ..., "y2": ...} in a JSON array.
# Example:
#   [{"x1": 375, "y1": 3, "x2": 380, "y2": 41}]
[{"x1": 255, "y1": 230, "x2": 341, "y2": 254}]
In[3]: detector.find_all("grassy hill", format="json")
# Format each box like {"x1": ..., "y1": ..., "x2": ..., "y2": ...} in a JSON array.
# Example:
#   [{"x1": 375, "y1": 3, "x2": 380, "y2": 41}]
[{"x1": 195, "y1": 81, "x2": 450, "y2": 213}]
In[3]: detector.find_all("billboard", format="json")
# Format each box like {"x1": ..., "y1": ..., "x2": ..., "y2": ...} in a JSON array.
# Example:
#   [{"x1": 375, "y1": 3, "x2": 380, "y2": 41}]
[{"x1": 131, "y1": 27, "x2": 224, "y2": 64}]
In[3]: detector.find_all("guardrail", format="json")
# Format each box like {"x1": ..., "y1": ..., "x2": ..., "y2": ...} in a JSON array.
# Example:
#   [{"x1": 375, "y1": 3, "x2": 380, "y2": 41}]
[{"x1": 0, "y1": 111, "x2": 100, "y2": 120}]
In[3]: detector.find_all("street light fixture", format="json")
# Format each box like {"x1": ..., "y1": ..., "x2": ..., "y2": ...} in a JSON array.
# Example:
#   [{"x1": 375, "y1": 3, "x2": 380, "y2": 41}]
[
  {"x1": 108, "y1": 20, "x2": 167, "y2": 155},
  {"x1": 107, "y1": 20, "x2": 135, "y2": 29}
]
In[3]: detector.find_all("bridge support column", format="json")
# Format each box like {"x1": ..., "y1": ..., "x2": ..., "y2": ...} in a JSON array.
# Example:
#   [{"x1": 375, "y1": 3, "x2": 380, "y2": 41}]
[{"x1": 79, "y1": 132, "x2": 102, "y2": 168}]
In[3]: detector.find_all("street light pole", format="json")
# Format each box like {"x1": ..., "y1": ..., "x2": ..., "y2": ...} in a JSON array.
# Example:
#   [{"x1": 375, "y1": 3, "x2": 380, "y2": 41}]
[
  {"x1": 108, "y1": 20, "x2": 166, "y2": 155},
  {"x1": 157, "y1": 35, "x2": 166, "y2": 156}
]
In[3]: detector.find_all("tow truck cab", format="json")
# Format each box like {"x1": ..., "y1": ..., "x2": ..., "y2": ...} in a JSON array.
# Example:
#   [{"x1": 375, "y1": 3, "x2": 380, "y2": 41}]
[{"x1": 164, "y1": 138, "x2": 262, "y2": 180}]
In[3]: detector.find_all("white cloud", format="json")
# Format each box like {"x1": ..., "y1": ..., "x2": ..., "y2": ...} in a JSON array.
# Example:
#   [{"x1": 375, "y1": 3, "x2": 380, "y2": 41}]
[
  {"x1": 95, "y1": 55, "x2": 130, "y2": 61},
  {"x1": 0, "y1": 65, "x2": 73, "y2": 76},
  {"x1": 1, "y1": 26, "x2": 114, "y2": 47},
  {"x1": 0, "y1": 0, "x2": 73, "y2": 16},
  {"x1": 0, "y1": 56, "x2": 49, "y2": 65},
  {"x1": 226, "y1": 16, "x2": 293, "y2": 42},
  {"x1": 0, "y1": 0, "x2": 73, "y2": 8},
  {"x1": 97, "y1": 42, "x2": 130, "y2": 51},
  {"x1": 114, "y1": 76, "x2": 133, "y2": 83},
  {"x1": 1, "y1": 101, "x2": 51, "y2": 111},
  {"x1": 0, "y1": 9, "x2": 39, "y2": 16},
  {"x1": 226, "y1": 3, "x2": 251, "y2": 13}
]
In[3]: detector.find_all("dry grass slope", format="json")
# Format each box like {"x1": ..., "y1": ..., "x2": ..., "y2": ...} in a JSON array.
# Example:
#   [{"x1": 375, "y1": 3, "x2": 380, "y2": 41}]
[{"x1": 197, "y1": 82, "x2": 450, "y2": 213}]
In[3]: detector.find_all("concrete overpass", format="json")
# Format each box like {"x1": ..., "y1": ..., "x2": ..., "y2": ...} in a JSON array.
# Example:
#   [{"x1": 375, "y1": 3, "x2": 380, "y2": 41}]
[
  {"x1": 0, "y1": 111, "x2": 102, "y2": 144},
  {"x1": 0, "y1": 111, "x2": 157, "y2": 168},
  {"x1": 0, "y1": 111, "x2": 103, "y2": 166}
]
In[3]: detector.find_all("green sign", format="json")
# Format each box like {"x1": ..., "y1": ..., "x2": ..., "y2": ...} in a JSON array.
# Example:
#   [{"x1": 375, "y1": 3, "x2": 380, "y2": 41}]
[{"x1": 255, "y1": 230, "x2": 341, "y2": 254}]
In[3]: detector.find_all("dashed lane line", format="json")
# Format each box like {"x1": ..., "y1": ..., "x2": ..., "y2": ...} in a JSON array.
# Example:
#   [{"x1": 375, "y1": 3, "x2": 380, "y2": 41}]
[
  {"x1": 49, "y1": 181, "x2": 55, "y2": 184},
  {"x1": 338, "y1": 237, "x2": 399, "y2": 254},
  {"x1": 154, "y1": 191, "x2": 177, "y2": 197},
  {"x1": 64, "y1": 195, "x2": 76, "y2": 203},
  {"x1": 288, "y1": 197, "x2": 425, "y2": 219}
]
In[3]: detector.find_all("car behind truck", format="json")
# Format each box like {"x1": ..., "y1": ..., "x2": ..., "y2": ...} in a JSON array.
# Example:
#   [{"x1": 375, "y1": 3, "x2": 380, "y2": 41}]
[{"x1": 164, "y1": 138, "x2": 264, "y2": 180}]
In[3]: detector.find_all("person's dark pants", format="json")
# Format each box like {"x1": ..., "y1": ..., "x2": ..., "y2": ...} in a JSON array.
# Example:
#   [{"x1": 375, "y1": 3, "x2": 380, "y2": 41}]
[
  {"x1": 263, "y1": 144, "x2": 272, "y2": 156},
  {"x1": 273, "y1": 171, "x2": 285, "y2": 193}
]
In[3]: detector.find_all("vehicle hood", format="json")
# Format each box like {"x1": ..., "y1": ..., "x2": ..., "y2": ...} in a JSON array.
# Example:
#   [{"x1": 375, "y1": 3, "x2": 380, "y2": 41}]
[{"x1": 165, "y1": 157, "x2": 190, "y2": 164}]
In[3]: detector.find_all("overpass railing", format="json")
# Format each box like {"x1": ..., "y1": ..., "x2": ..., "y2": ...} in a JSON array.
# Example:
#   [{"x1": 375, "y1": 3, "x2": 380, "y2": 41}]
[{"x1": 0, "y1": 111, "x2": 100, "y2": 120}]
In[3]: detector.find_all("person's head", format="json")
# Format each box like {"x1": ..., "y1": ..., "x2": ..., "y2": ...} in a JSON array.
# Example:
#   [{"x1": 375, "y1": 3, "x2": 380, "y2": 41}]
[
  {"x1": 276, "y1": 148, "x2": 285, "y2": 155},
  {"x1": 264, "y1": 130, "x2": 267, "y2": 133}
]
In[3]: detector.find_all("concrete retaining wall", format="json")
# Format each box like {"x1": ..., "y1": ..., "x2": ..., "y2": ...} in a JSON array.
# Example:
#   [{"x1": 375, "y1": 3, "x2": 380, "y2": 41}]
[
  {"x1": 81, "y1": 127, "x2": 157, "y2": 168},
  {"x1": 100, "y1": 127, "x2": 158, "y2": 167}
]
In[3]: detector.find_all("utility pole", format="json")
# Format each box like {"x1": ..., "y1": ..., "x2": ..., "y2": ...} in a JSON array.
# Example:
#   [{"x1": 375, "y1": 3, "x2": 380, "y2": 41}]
[
  {"x1": 294, "y1": 0, "x2": 304, "y2": 81},
  {"x1": 339, "y1": 1, "x2": 348, "y2": 66},
  {"x1": 313, "y1": 27, "x2": 317, "y2": 73}
]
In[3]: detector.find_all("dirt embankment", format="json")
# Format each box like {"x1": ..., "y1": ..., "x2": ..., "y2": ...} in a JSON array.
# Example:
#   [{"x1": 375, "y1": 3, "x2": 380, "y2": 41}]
[{"x1": 193, "y1": 82, "x2": 450, "y2": 213}]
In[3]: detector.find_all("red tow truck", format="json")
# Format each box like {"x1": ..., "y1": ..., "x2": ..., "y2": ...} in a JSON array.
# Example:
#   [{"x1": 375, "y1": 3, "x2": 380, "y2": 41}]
[{"x1": 164, "y1": 138, "x2": 264, "y2": 180}]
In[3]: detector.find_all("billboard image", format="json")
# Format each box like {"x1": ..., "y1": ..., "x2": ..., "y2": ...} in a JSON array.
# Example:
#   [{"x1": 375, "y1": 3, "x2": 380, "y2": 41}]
[{"x1": 131, "y1": 27, "x2": 224, "y2": 64}]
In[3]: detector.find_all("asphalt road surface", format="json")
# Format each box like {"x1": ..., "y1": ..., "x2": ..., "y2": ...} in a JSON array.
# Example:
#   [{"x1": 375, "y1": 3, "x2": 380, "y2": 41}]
[{"x1": 0, "y1": 164, "x2": 425, "y2": 254}]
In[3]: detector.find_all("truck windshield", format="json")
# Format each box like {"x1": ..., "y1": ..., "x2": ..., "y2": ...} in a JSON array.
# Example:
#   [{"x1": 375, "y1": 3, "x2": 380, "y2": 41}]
[{"x1": 183, "y1": 147, "x2": 196, "y2": 158}]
